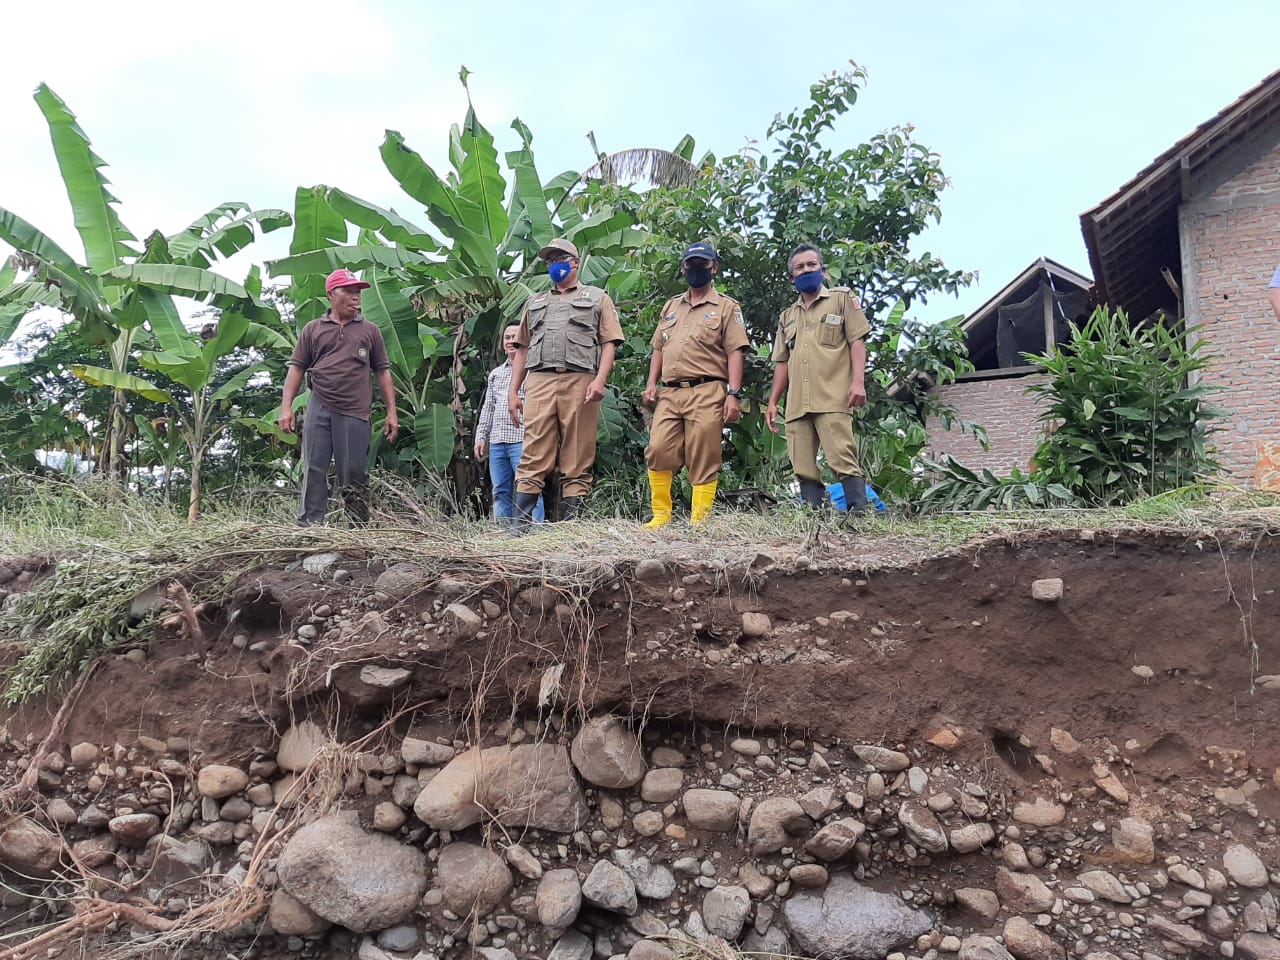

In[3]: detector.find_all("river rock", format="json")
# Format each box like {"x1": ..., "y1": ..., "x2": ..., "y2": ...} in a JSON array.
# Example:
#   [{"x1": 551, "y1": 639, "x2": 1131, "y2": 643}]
[
  {"x1": 614, "y1": 850, "x2": 676, "y2": 900},
  {"x1": 782, "y1": 873, "x2": 932, "y2": 959},
  {"x1": 268, "y1": 890, "x2": 330, "y2": 935},
  {"x1": 0, "y1": 817, "x2": 61, "y2": 875},
  {"x1": 850, "y1": 745, "x2": 911, "y2": 771},
  {"x1": 996, "y1": 867, "x2": 1055, "y2": 913},
  {"x1": 276, "y1": 811, "x2": 427, "y2": 932},
  {"x1": 547, "y1": 929, "x2": 592, "y2": 960},
  {"x1": 374, "y1": 563, "x2": 423, "y2": 599},
  {"x1": 1111, "y1": 816, "x2": 1155, "y2": 863},
  {"x1": 899, "y1": 801, "x2": 948, "y2": 853},
  {"x1": 108, "y1": 813, "x2": 160, "y2": 847},
  {"x1": 640, "y1": 768, "x2": 684, "y2": 803},
  {"x1": 1012, "y1": 797, "x2": 1065, "y2": 827},
  {"x1": 437, "y1": 842, "x2": 512, "y2": 919},
  {"x1": 702, "y1": 885, "x2": 750, "y2": 940},
  {"x1": 806, "y1": 817, "x2": 866, "y2": 861},
  {"x1": 571, "y1": 715, "x2": 646, "y2": 788},
  {"x1": 1237, "y1": 933, "x2": 1280, "y2": 960},
  {"x1": 1146, "y1": 914, "x2": 1212, "y2": 950},
  {"x1": 629, "y1": 941, "x2": 675, "y2": 960},
  {"x1": 582, "y1": 859, "x2": 638, "y2": 916},
  {"x1": 955, "y1": 888, "x2": 1000, "y2": 922},
  {"x1": 401, "y1": 737, "x2": 454, "y2": 766},
  {"x1": 950, "y1": 822, "x2": 996, "y2": 853},
  {"x1": 1225, "y1": 843, "x2": 1269, "y2": 887},
  {"x1": 682, "y1": 789, "x2": 739, "y2": 831},
  {"x1": 537, "y1": 868, "x2": 583, "y2": 928},
  {"x1": 1003, "y1": 916, "x2": 1065, "y2": 960},
  {"x1": 197, "y1": 764, "x2": 248, "y2": 798},
  {"x1": 504, "y1": 843, "x2": 543, "y2": 880},
  {"x1": 413, "y1": 743, "x2": 587, "y2": 832},
  {"x1": 1077, "y1": 869, "x2": 1131, "y2": 903},
  {"x1": 959, "y1": 935, "x2": 1017, "y2": 960},
  {"x1": 748, "y1": 796, "x2": 808, "y2": 855}
]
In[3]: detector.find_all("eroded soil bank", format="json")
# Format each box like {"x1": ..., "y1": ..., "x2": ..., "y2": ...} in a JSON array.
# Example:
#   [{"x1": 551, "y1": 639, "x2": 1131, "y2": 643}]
[{"x1": 2, "y1": 528, "x2": 1279, "y2": 960}]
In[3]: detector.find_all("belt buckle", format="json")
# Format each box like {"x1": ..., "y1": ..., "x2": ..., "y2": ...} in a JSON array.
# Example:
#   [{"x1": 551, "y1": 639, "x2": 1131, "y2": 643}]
[{"x1": 554, "y1": 366, "x2": 567, "y2": 373}]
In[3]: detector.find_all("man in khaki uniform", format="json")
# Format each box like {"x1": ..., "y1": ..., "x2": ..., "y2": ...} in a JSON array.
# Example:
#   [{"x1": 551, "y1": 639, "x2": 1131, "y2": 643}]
[
  {"x1": 641, "y1": 242, "x2": 749, "y2": 527},
  {"x1": 766, "y1": 242, "x2": 871, "y2": 514},
  {"x1": 508, "y1": 238, "x2": 624, "y2": 531}
]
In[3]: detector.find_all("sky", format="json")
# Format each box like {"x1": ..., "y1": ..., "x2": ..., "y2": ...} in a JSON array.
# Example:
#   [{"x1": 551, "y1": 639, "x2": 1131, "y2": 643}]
[{"x1": 2, "y1": 0, "x2": 1278, "y2": 330}]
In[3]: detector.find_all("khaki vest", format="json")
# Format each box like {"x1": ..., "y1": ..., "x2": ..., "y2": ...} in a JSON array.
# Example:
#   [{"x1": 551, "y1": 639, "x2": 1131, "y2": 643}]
[{"x1": 525, "y1": 285, "x2": 605, "y2": 372}]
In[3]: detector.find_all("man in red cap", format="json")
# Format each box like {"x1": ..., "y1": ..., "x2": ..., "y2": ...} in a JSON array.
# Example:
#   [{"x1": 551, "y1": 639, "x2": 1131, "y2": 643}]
[{"x1": 279, "y1": 268, "x2": 399, "y2": 525}]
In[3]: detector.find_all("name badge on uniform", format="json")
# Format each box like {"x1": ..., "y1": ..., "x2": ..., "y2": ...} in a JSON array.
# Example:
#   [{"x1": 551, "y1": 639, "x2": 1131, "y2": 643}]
[
  {"x1": 358, "y1": 347, "x2": 369, "y2": 359},
  {"x1": 823, "y1": 314, "x2": 843, "y2": 325}
]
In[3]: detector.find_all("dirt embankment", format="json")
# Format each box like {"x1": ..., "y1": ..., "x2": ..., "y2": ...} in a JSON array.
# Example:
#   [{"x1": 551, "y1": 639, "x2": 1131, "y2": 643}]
[{"x1": 1, "y1": 528, "x2": 1278, "y2": 960}]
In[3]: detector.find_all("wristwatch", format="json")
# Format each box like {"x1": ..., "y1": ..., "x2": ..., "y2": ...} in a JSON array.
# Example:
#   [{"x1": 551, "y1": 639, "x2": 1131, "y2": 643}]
[{"x1": 726, "y1": 386, "x2": 743, "y2": 399}]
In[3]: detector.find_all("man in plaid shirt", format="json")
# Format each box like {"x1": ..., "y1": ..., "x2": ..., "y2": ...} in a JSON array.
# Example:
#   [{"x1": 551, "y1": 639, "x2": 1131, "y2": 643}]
[{"x1": 474, "y1": 323, "x2": 545, "y2": 525}]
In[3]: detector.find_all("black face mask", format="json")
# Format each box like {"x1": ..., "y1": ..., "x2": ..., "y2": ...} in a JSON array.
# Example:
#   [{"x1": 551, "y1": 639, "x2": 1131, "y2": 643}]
[{"x1": 683, "y1": 265, "x2": 714, "y2": 289}]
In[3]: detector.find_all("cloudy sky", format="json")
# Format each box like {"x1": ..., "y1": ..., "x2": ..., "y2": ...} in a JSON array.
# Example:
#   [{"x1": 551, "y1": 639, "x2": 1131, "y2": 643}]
[{"x1": 2, "y1": 0, "x2": 1277, "y2": 326}]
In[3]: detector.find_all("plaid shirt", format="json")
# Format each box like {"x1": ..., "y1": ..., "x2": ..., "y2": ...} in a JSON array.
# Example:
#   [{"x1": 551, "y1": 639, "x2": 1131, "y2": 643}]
[{"x1": 475, "y1": 360, "x2": 526, "y2": 446}]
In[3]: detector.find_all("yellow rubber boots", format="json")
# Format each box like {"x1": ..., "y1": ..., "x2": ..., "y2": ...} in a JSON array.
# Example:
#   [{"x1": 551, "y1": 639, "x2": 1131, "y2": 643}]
[
  {"x1": 691, "y1": 479, "x2": 717, "y2": 525},
  {"x1": 643, "y1": 470, "x2": 673, "y2": 529}
]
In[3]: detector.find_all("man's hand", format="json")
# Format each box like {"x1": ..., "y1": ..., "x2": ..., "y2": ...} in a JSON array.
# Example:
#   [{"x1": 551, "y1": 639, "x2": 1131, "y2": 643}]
[
  {"x1": 279, "y1": 410, "x2": 296, "y2": 434},
  {"x1": 642, "y1": 382, "x2": 658, "y2": 407},
  {"x1": 723, "y1": 395, "x2": 742, "y2": 424},
  {"x1": 766, "y1": 402, "x2": 781, "y2": 435},
  {"x1": 847, "y1": 381, "x2": 867, "y2": 409},
  {"x1": 383, "y1": 413, "x2": 400, "y2": 441},
  {"x1": 473, "y1": 440, "x2": 487, "y2": 459},
  {"x1": 584, "y1": 378, "x2": 606, "y2": 403},
  {"x1": 508, "y1": 390, "x2": 522, "y2": 424}
]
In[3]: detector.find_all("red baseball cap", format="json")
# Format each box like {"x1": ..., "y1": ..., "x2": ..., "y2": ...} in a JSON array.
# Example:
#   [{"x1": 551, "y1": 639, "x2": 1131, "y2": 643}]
[{"x1": 325, "y1": 268, "x2": 371, "y2": 295}]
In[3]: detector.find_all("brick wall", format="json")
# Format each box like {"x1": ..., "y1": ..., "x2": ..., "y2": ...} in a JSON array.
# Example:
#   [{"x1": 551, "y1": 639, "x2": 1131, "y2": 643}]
[
  {"x1": 1182, "y1": 137, "x2": 1280, "y2": 481},
  {"x1": 925, "y1": 375, "x2": 1048, "y2": 474}
]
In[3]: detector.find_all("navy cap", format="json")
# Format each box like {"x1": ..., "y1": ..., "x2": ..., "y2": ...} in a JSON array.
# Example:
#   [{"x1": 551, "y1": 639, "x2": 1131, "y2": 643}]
[{"x1": 681, "y1": 241, "x2": 718, "y2": 263}]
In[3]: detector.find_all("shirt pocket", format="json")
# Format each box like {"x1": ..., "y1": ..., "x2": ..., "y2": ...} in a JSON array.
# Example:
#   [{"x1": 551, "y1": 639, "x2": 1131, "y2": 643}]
[
  {"x1": 695, "y1": 316, "x2": 722, "y2": 343},
  {"x1": 818, "y1": 314, "x2": 845, "y2": 348}
]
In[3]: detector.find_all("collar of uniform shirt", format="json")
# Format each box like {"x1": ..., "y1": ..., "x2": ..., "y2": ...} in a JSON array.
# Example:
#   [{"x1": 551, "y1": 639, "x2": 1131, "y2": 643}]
[
  {"x1": 680, "y1": 286, "x2": 723, "y2": 307},
  {"x1": 321, "y1": 311, "x2": 365, "y2": 323},
  {"x1": 550, "y1": 283, "x2": 581, "y2": 294}
]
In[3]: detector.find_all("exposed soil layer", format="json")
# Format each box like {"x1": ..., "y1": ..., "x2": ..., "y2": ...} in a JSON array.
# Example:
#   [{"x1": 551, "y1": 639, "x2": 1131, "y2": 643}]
[
  {"x1": 10, "y1": 529, "x2": 1279, "y2": 792},
  {"x1": 4, "y1": 527, "x2": 1280, "y2": 960}
]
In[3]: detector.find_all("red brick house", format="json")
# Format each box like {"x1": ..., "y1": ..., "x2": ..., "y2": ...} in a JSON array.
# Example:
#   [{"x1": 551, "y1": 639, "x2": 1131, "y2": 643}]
[
  {"x1": 923, "y1": 258, "x2": 1092, "y2": 473},
  {"x1": 926, "y1": 68, "x2": 1280, "y2": 482}
]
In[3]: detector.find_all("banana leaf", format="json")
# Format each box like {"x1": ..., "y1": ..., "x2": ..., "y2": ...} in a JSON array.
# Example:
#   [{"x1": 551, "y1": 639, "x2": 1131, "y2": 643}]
[
  {"x1": 72, "y1": 363, "x2": 172, "y2": 403},
  {"x1": 33, "y1": 84, "x2": 137, "y2": 273}
]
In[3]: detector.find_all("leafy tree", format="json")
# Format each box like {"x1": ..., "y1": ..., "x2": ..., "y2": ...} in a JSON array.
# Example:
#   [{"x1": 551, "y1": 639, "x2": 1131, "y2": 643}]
[
  {"x1": 0, "y1": 84, "x2": 290, "y2": 482},
  {"x1": 587, "y1": 65, "x2": 976, "y2": 501}
]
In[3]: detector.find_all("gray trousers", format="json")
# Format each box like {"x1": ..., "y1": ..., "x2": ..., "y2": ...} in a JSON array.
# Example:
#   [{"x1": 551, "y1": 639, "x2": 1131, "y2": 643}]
[{"x1": 298, "y1": 395, "x2": 372, "y2": 526}]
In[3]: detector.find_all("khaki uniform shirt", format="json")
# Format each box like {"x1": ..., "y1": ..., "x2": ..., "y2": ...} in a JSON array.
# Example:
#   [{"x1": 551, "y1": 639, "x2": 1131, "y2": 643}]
[
  {"x1": 515, "y1": 282, "x2": 624, "y2": 372},
  {"x1": 287, "y1": 312, "x2": 390, "y2": 421},
  {"x1": 770, "y1": 286, "x2": 870, "y2": 421},
  {"x1": 651, "y1": 287, "x2": 750, "y2": 381}
]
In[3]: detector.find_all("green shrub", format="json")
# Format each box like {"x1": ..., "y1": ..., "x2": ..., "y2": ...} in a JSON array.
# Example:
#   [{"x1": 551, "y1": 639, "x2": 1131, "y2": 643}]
[{"x1": 1026, "y1": 307, "x2": 1220, "y2": 504}]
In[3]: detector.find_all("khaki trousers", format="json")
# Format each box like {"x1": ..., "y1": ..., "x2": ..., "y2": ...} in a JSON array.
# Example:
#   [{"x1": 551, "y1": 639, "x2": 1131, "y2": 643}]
[
  {"x1": 786, "y1": 411, "x2": 861, "y2": 482},
  {"x1": 644, "y1": 381, "x2": 725, "y2": 485},
  {"x1": 515, "y1": 371, "x2": 601, "y2": 497}
]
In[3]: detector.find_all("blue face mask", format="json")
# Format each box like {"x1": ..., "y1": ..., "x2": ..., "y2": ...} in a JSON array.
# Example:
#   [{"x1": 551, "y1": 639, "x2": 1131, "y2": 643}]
[
  {"x1": 548, "y1": 261, "x2": 572, "y2": 284},
  {"x1": 794, "y1": 270, "x2": 824, "y2": 294}
]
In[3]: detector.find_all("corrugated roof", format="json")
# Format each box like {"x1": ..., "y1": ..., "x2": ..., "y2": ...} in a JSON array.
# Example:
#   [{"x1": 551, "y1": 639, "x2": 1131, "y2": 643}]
[{"x1": 1080, "y1": 68, "x2": 1280, "y2": 321}]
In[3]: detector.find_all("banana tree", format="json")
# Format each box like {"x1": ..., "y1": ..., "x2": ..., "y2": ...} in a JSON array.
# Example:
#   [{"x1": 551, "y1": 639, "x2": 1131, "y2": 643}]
[
  {"x1": 267, "y1": 69, "x2": 647, "y2": 487},
  {"x1": 74, "y1": 310, "x2": 279, "y2": 521},
  {"x1": 0, "y1": 83, "x2": 290, "y2": 478}
]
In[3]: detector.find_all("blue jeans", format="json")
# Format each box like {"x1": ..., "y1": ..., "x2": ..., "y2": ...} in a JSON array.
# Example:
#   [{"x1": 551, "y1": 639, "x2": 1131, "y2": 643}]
[{"x1": 490, "y1": 442, "x2": 544, "y2": 523}]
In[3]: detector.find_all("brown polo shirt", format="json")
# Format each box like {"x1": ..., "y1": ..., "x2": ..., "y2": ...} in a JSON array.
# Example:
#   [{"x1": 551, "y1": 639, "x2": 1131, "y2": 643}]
[
  {"x1": 651, "y1": 287, "x2": 750, "y2": 381},
  {"x1": 288, "y1": 312, "x2": 390, "y2": 421},
  {"x1": 770, "y1": 286, "x2": 870, "y2": 421}
]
